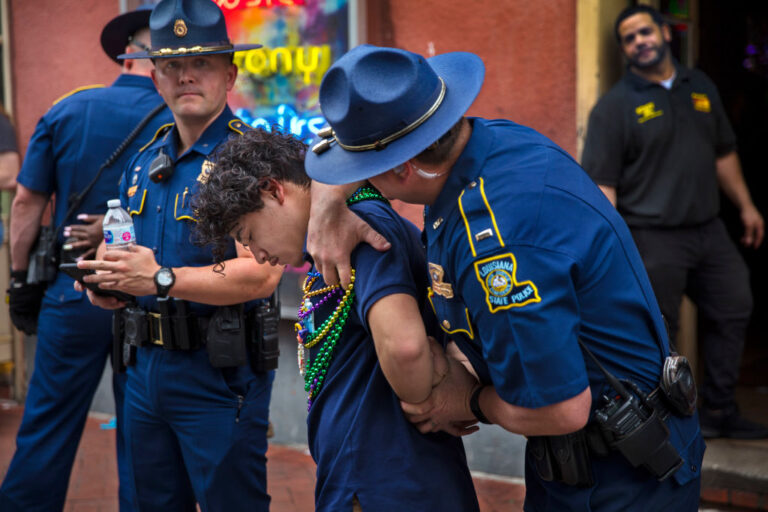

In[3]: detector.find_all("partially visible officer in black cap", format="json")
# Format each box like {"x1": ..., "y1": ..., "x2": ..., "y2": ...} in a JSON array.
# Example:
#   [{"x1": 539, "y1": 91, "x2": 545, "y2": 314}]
[
  {"x1": 2, "y1": 6, "x2": 172, "y2": 511},
  {"x1": 77, "y1": 0, "x2": 282, "y2": 510}
]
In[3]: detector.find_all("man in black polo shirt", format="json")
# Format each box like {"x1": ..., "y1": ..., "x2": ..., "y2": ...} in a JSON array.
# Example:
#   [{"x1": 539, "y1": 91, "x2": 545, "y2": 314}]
[{"x1": 582, "y1": 5, "x2": 766, "y2": 439}]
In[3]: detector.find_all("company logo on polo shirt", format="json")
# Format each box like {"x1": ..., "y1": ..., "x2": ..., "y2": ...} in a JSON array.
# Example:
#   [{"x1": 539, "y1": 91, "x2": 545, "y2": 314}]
[
  {"x1": 474, "y1": 253, "x2": 540, "y2": 313},
  {"x1": 635, "y1": 102, "x2": 663, "y2": 124},
  {"x1": 691, "y1": 93, "x2": 711, "y2": 112}
]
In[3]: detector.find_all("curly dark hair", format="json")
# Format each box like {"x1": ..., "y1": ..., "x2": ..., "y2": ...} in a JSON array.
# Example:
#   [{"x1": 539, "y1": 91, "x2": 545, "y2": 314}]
[{"x1": 193, "y1": 127, "x2": 309, "y2": 267}]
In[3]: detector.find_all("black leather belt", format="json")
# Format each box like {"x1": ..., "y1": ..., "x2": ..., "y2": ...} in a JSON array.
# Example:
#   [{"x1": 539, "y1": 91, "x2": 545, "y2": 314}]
[{"x1": 122, "y1": 306, "x2": 210, "y2": 351}]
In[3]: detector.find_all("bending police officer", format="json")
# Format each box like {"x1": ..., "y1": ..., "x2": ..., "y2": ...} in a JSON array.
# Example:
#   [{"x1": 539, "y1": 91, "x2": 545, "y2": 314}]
[
  {"x1": 306, "y1": 45, "x2": 704, "y2": 511},
  {"x1": 79, "y1": 0, "x2": 282, "y2": 510}
]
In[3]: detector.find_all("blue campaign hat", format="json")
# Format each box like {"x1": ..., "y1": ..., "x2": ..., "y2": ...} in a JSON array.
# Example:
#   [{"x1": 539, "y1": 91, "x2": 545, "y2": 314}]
[
  {"x1": 100, "y1": 5, "x2": 153, "y2": 63},
  {"x1": 305, "y1": 44, "x2": 485, "y2": 185},
  {"x1": 117, "y1": 0, "x2": 261, "y2": 60}
]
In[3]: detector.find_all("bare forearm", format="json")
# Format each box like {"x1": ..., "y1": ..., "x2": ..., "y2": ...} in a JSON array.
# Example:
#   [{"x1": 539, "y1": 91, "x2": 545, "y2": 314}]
[
  {"x1": 10, "y1": 186, "x2": 49, "y2": 271},
  {"x1": 479, "y1": 386, "x2": 592, "y2": 436},
  {"x1": 171, "y1": 257, "x2": 283, "y2": 305},
  {"x1": 369, "y1": 293, "x2": 435, "y2": 403},
  {"x1": 716, "y1": 152, "x2": 755, "y2": 211}
]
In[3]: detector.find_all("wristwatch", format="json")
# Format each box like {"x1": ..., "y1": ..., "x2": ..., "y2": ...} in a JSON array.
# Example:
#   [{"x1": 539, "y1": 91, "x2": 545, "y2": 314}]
[{"x1": 153, "y1": 267, "x2": 176, "y2": 298}]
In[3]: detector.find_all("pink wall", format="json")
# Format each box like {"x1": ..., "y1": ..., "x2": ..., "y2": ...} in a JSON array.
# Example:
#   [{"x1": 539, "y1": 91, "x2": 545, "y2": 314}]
[
  {"x1": 367, "y1": 0, "x2": 577, "y2": 226},
  {"x1": 10, "y1": 0, "x2": 122, "y2": 156}
]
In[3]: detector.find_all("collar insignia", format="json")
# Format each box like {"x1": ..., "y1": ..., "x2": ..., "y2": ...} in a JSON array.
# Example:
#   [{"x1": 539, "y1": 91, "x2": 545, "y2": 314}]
[
  {"x1": 474, "y1": 253, "x2": 540, "y2": 313},
  {"x1": 429, "y1": 263, "x2": 454, "y2": 299}
]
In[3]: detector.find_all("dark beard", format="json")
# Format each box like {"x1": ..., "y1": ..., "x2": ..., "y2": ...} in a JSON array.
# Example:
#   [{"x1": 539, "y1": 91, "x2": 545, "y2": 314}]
[{"x1": 629, "y1": 41, "x2": 668, "y2": 69}]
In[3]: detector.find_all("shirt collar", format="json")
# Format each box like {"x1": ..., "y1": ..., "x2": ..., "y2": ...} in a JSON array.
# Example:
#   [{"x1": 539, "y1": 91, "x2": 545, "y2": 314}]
[
  {"x1": 112, "y1": 73, "x2": 157, "y2": 90},
  {"x1": 426, "y1": 117, "x2": 493, "y2": 226},
  {"x1": 624, "y1": 58, "x2": 690, "y2": 90},
  {"x1": 159, "y1": 105, "x2": 236, "y2": 161}
]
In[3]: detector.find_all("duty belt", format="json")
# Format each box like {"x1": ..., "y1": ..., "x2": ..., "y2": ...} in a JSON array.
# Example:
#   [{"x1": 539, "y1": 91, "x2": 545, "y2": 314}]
[{"x1": 121, "y1": 306, "x2": 210, "y2": 350}]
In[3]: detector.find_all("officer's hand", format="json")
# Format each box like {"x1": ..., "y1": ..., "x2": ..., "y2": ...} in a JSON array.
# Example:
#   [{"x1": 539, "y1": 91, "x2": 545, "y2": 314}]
[
  {"x1": 63, "y1": 214, "x2": 105, "y2": 260},
  {"x1": 740, "y1": 204, "x2": 764, "y2": 248},
  {"x1": 73, "y1": 279, "x2": 126, "y2": 310},
  {"x1": 78, "y1": 245, "x2": 160, "y2": 297},
  {"x1": 307, "y1": 183, "x2": 390, "y2": 288},
  {"x1": 6, "y1": 270, "x2": 45, "y2": 335},
  {"x1": 445, "y1": 340, "x2": 479, "y2": 381},
  {"x1": 400, "y1": 355, "x2": 480, "y2": 437}
]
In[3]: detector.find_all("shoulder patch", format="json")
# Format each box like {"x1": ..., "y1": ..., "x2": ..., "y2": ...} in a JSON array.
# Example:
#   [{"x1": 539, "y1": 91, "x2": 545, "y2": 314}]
[
  {"x1": 139, "y1": 123, "x2": 174, "y2": 152},
  {"x1": 52, "y1": 84, "x2": 106, "y2": 105},
  {"x1": 228, "y1": 118, "x2": 248, "y2": 135},
  {"x1": 474, "y1": 252, "x2": 540, "y2": 313}
]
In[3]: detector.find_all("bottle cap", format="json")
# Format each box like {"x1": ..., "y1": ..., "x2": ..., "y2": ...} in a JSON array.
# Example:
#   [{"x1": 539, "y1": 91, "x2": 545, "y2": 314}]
[{"x1": 107, "y1": 199, "x2": 122, "y2": 208}]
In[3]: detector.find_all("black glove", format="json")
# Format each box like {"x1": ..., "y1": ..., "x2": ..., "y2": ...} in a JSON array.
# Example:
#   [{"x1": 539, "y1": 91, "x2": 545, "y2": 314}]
[{"x1": 7, "y1": 270, "x2": 45, "y2": 335}]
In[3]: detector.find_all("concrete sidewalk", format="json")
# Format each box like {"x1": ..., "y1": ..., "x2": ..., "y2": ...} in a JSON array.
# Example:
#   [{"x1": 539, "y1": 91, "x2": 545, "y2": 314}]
[{"x1": 0, "y1": 403, "x2": 525, "y2": 511}]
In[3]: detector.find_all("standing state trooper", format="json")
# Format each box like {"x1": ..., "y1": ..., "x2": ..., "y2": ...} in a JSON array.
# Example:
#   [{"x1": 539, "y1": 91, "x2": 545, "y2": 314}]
[
  {"x1": 2, "y1": 7, "x2": 171, "y2": 511},
  {"x1": 305, "y1": 45, "x2": 704, "y2": 511},
  {"x1": 78, "y1": 0, "x2": 282, "y2": 510}
]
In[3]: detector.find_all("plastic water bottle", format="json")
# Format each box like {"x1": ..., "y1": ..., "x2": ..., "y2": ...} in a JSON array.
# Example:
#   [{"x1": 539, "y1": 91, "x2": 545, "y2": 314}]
[{"x1": 103, "y1": 199, "x2": 136, "y2": 251}]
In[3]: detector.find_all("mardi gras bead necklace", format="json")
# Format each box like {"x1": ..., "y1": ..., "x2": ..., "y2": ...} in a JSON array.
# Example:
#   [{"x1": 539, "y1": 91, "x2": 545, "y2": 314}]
[{"x1": 294, "y1": 186, "x2": 387, "y2": 410}]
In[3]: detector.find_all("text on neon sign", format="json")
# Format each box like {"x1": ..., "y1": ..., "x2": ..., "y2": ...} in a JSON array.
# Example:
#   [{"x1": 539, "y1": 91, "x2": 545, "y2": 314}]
[{"x1": 234, "y1": 45, "x2": 332, "y2": 85}]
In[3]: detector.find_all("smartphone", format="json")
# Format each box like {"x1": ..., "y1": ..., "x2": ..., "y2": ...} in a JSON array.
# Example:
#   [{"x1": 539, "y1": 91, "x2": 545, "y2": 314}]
[{"x1": 59, "y1": 263, "x2": 134, "y2": 303}]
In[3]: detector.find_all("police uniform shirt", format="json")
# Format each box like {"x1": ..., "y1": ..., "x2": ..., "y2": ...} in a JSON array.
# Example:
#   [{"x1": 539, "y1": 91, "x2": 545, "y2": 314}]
[
  {"x1": 581, "y1": 63, "x2": 737, "y2": 228},
  {"x1": 424, "y1": 118, "x2": 704, "y2": 495},
  {"x1": 17, "y1": 74, "x2": 171, "y2": 302},
  {"x1": 0, "y1": 113, "x2": 18, "y2": 153},
  {"x1": 120, "y1": 106, "x2": 245, "y2": 316},
  {"x1": 305, "y1": 199, "x2": 479, "y2": 512}
]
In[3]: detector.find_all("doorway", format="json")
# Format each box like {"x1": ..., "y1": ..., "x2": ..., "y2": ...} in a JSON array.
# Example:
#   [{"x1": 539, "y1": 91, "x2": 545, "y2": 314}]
[{"x1": 697, "y1": 0, "x2": 768, "y2": 410}]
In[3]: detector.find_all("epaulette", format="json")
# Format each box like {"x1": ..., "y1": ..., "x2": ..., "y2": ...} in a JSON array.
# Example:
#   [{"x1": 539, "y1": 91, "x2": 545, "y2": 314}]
[
  {"x1": 52, "y1": 84, "x2": 106, "y2": 106},
  {"x1": 139, "y1": 123, "x2": 174, "y2": 152},
  {"x1": 228, "y1": 118, "x2": 248, "y2": 135}
]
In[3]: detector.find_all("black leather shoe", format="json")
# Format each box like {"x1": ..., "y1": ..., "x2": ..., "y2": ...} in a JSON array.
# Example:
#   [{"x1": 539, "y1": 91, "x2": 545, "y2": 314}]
[{"x1": 699, "y1": 406, "x2": 768, "y2": 439}]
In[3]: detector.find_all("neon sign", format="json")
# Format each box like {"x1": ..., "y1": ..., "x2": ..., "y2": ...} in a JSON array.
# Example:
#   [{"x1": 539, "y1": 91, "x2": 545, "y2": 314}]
[
  {"x1": 223, "y1": 0, "x2": 348, "y2": 146},
  {"x1": 216, "y1": 0, "x2": 305, "y2": 10},
  {"x1": 235, "y1": 104, "x2": 325, "y2": 143}
]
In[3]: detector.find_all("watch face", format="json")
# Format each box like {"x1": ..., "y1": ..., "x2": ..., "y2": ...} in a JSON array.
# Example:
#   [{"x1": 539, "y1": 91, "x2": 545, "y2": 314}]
[{"x1": 156, "y1": 269, "x2": 174, "y2": 287}]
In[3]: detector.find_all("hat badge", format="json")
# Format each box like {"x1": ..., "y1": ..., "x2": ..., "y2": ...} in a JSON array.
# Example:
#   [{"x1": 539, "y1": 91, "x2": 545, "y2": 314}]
[{"x1": 173, "y1": 19, "x2": 188, "y2": 38}]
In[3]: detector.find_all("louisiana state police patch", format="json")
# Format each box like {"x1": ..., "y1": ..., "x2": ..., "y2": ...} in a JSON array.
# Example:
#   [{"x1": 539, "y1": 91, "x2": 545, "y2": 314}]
[{"x1": 474, "y1": 253, "x2": 540, "y2": 313}]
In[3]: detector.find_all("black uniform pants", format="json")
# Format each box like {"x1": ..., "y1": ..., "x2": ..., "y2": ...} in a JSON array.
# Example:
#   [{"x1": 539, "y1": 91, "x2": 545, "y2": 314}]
[{"x1": 630, "y1": 218, "x2": 752, "y2": 410}]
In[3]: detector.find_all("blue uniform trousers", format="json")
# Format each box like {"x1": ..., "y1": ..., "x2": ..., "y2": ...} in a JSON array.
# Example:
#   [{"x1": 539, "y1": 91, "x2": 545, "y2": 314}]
[
  {"x1": 125, "y1": 346, "x2": 273, "y2": 511},
  {"x1": 523, "y1": 444, "x2": 701, "y2": 511},
  {"x1": 0, "y1": 294, "x2": 130, "y2": 511}
]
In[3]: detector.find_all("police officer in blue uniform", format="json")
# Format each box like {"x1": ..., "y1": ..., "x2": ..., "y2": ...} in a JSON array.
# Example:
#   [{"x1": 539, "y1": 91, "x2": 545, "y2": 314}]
[
  {"x1": 2, "y1": 7, "x2": 171, "y2": 511},
  {"x1": 78, "y1": 1, "x2": 282, "y2": 510},
  {"x1": 305, "y1": 45, "x2": 705, "y2": 511}
]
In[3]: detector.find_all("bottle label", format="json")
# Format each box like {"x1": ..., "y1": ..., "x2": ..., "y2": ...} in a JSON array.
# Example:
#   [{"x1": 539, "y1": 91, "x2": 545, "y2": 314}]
[{"x1": 104, "y1": 225, "x2": 135, "y2": 247}]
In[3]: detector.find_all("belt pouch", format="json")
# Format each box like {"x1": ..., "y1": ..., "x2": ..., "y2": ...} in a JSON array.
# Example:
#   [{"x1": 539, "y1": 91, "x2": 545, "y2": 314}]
[
  {"x1": 549, "y1": 431, "x2": 594, "y2": 487},
  {"x1": 528, "y1": 436, "x2": 555, "y2": 482},
  {"x1": 111, "y1": 309, "x2": 127, "y2": 373},
  {"x1": 123, "y1": 306, "x2": 149, "y2": 347},
  {"x1": 156, "y1": 297, "x2": 176, "y2": 349},
  {"x1": 251, "y1": 299, "x2": 280, "y2": 372},
  {"x1": 173, "y1": 299, "x2": 193, "y2": 350},
  {"x1": 207, "y1": 304, "x2": 248, "y2": 368}
]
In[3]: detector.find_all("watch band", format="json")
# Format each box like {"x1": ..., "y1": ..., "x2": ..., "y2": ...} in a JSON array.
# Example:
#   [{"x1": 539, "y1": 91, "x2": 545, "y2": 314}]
[{"x1": 470, "y1": 385, "x2": 492, "y2": 424}]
